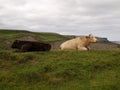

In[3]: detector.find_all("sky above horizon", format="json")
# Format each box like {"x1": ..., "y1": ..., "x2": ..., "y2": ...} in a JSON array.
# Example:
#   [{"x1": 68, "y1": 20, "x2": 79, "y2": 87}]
[{"x1": 0, "y1": 0, "x2": 120, "y2": 41}]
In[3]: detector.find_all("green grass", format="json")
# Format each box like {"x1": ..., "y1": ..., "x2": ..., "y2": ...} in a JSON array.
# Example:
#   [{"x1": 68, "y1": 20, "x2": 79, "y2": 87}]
[
  {"x1": 0, "y1": 50, "x2": 120, "y2": 90},
  {"x1": 0, "y1": 29, "x2": 120, "y2": 90},
  {"x1": 0, "y1": 29, "x2": 71, "y2": 41}
]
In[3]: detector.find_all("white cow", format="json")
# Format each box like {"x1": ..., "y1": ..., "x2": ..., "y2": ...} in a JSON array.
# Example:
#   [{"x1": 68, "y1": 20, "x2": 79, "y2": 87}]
[{"x1": 60, "y1": 34, "x2": 97, "y2": 50}]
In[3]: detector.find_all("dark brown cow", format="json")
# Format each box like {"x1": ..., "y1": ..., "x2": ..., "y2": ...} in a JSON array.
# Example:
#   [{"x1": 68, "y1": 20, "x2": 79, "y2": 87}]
[{"x1": 11, "y1": 40, "x2": 51, "y2": 52}]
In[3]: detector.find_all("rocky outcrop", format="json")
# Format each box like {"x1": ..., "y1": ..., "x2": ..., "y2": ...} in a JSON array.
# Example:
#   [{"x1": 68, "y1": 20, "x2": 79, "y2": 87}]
[{"x1": 89, "y1": 42, "x2": 119, "y2": 50}]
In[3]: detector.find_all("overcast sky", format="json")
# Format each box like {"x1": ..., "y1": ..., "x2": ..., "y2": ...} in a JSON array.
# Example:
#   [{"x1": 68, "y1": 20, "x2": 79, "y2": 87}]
[{"x1": 0, "y1": 0, "x2": 120, "y2": 41}]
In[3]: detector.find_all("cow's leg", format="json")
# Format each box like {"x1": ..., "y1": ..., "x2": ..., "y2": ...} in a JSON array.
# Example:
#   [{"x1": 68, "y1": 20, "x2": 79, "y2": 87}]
[
  {"x1": 86, "y1": 46, "x2": 90, "y2": 50},
  {"x1": 20, "y1": 44, "x2": 31, "y2": 52},
  {"x1": 77, "y1": 46, "x2": 88, "y2": 51}
]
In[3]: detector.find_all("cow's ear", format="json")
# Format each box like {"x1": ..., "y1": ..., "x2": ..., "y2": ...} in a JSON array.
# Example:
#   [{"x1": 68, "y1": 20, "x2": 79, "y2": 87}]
[
  {"x1": 89, "y1": 34, "x2": 93, "y2": 37},
  {"x1": 86, "y1": 36, "x2": 89, "y2": 38}
]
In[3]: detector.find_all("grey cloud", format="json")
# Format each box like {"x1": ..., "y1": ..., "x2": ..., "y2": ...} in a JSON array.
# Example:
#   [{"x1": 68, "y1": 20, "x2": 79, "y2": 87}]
[{"x1": 0, "y1": 0, "x2": 120, "y2": 41}]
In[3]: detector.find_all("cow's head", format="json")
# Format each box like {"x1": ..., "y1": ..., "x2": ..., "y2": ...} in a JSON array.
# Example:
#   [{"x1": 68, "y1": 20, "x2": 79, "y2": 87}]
[{"x1": 86, "y1": 34, "x2": 97, "y2": 43}]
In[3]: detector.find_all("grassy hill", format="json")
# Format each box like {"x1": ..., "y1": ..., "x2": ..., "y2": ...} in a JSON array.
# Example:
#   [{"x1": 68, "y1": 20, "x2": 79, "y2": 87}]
[
  {"x1": 0, "y1": 29, "x2": 120, "y2": 90},
  {"x1": 0, "y1": 50, "x2": 120, "y2": 90},
  {"x1": 0, "y1": 29, "x2": 73, "y2": 41},
  {"x1": 0, "y1": 29, "x2": 74, "y2": 50}
]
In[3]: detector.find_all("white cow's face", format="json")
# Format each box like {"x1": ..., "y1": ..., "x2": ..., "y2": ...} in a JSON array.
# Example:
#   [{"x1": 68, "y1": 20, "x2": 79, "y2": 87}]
[{"x1": 87, "y1": 34, "x2": 97, "y2": 43}]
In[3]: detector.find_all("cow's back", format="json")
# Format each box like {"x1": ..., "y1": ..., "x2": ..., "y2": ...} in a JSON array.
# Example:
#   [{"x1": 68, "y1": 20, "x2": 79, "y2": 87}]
[
  {"x1": 60, "y1": 38, "x2": 78, "y2": 50},
  {"x1": 24, "y1": 41, "x2": 51, "y2": 51}
]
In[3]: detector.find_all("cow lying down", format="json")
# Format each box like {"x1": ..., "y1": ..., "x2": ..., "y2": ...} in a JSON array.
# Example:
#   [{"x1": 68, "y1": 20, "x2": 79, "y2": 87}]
[
  {"x1": 60, "y1": 34, "x2": 97, "y2": 50},
  {"x1": 11, "y1": 40, "x2": 51, "y2": 52}
]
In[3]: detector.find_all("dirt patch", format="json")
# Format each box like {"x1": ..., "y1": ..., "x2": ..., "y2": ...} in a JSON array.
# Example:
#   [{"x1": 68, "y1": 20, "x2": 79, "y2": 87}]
[{"x1": 17, "y1": 36, "x2": 37, "y2": 41}]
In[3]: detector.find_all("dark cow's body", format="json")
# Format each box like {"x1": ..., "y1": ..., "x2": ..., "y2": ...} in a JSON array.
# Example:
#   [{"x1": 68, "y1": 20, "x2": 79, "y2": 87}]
[{"x1": 11, "y1": 40, "x2": 51, "y2": 52}]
